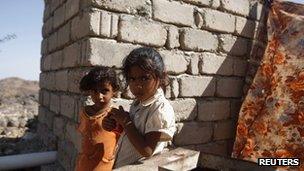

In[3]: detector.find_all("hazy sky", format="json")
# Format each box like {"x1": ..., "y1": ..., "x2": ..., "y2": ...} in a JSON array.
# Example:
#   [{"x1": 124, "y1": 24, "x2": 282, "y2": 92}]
[
  {"x1": 0, "y1": 0, "x2": 43, "y2": 81},
  {"x1": 0, "y1": 0, "x2": 303, "y2": 81}
]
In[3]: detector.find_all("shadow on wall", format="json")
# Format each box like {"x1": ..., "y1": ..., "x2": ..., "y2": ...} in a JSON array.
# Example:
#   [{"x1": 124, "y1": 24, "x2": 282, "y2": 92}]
[{"x1": 172, "y1": 1, "x2": 270, "y2": 166}]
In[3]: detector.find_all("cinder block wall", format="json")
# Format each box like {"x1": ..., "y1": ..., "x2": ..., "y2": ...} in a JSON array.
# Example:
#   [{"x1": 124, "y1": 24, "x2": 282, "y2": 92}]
[{"x1": 38, "y1": 0, "x2": 268, "y2": 170}]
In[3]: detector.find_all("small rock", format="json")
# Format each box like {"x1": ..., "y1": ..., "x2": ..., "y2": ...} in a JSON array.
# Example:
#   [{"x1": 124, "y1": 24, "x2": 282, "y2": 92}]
[
  {"x1": 19, "y1": 117, "x2": 28, "y2": 128},
  {"x1": 7, "y1": 117, "x2": 19, "y2": 127},
  {"x1": 0, "y1": 118, "x2": 7, "y2": 127}
]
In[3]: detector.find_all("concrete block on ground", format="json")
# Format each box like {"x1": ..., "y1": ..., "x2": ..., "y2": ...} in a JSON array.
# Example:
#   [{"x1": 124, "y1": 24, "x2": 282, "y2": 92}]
[
  {"x1": 114, "y1": 148, "x2": 199, "y2": 171},
  {"x1": 158, "y1": 148, "x2": 200, "y2": 171},
  {"x1": 194, "y1": 140, "x2": 228, "y2": 156}
]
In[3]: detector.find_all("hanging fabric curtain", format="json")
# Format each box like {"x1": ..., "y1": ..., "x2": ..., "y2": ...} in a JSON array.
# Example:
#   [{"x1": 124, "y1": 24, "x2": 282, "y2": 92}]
[{"x1": 232, "y1": 0, "x2": 304, "y2": 170}]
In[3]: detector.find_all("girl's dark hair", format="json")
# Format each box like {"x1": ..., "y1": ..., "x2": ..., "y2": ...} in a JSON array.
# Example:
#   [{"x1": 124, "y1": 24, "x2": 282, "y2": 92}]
[
  {"x1": 122, "y1": 47, "x2": 169, "y2": 90},
  {"x1": 79, "y1": 66, "x2": 119, "y2": 92}
]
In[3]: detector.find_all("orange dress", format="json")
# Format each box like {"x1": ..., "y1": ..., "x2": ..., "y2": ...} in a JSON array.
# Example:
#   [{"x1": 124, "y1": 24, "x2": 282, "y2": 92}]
[{"x1": 75, "y1": 107, "x2": 122, "y2": 171}]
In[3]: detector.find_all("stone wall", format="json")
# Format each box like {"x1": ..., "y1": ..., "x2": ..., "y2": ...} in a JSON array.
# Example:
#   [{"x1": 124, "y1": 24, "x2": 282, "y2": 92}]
[{"x1": 38, "y1": 0, "x2": 268, "y2": 170}]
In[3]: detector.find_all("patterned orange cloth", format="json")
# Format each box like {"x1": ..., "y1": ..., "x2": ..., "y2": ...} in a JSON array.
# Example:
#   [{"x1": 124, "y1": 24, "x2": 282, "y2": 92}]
[
  {"x1": 232, "y1": 1, "x2": 304, "y2": 170},
  {"x1": 75, "y1": 107, "x2": 122, "y2": 171}
]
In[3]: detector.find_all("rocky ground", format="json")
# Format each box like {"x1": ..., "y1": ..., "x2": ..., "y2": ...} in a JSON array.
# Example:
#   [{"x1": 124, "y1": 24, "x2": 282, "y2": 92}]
[{"x1": 0, "y1": 77, "x2": 44, "y2": 156}]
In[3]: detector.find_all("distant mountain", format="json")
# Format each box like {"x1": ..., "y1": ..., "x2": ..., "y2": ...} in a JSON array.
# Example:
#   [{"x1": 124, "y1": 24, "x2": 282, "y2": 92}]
[{"x1": 0, "y1": 77, "x2": 39, "y2": 99}]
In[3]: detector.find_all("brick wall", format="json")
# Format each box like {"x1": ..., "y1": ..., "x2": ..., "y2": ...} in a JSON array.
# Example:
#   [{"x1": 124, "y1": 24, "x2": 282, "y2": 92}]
[{"x1": 39, "y1": 0, "x2": 268, "y2": 170}]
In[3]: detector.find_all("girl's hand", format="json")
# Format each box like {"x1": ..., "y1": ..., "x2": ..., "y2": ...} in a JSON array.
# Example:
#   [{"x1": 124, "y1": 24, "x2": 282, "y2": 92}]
[
  {"x1": 110, "y1": 106, "x2": 131, "y2": 127},
  {"x1": 102, "y1": 115, "x2": 117, "y2": 131}
]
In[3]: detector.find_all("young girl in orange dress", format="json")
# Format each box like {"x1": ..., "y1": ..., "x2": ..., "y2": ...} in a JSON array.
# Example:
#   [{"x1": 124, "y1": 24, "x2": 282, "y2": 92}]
[{"x1": 75, "y1": 66, "x2": 122, "y2": 171}]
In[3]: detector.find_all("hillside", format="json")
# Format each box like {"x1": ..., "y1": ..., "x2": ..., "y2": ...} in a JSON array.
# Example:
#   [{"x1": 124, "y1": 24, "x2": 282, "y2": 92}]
[{"x1": 0, "y1": 77, "x2": 43, "y2": 156}]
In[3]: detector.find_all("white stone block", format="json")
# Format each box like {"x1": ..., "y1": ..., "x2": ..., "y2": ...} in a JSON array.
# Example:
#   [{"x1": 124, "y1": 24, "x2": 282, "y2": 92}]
[
  {"x1": 170, "y1": 99, "x2": 197, "y2": 122},
  {"x1": 179, "y1": 75, "x2": 216, "y2": 97},
  {"x1": 221, "y1": 0, "x2": 250, "y2": 16},
  {"x1": 165, "y1": 26, "x2": 180, "y2": 49},
  {"x1": 153, "y1": 0, "x2": 194, "y2": 27},
  {"x1": 118, "y1": 16, "x2": 167, "y2": 47},
  {"x1": 180, "y1": 28, "x2": 218, "y2": 52},
  {"x1": 219, "y1": 34, "x2": 249, "y2": 57},
  {"x1": 159, "y1": 50, "x2": 188, "y2": 74},
  {"x1": 199, "y1": 52, "x2": 234, "y2": 76},
  {"x1": 199, "y1": 8, "x2": 235, "y2": 33}
]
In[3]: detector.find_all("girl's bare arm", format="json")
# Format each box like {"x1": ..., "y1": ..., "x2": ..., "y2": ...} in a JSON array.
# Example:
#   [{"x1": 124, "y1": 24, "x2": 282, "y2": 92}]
[
  {"x1": 110, "y1": 108, "x2": 171, "y2": 157},
  {"x1": 124, "y1": 122, "x2": 165, "y2": 157}
]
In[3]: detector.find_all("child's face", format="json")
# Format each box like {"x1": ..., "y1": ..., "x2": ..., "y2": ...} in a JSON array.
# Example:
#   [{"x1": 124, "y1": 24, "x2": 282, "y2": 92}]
[
  {"x1": 128, "y1": 66, "x2": 160, "y2": 102},
  {"x1": 89, "y1": 82, "x2": 115, "y2": 107}
]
